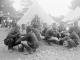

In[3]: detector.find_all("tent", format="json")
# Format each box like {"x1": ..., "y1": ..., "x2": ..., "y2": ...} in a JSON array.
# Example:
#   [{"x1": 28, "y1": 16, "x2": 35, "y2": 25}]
[{"x1": 17, "y1": 0, "x2": 55, "y2": 26}]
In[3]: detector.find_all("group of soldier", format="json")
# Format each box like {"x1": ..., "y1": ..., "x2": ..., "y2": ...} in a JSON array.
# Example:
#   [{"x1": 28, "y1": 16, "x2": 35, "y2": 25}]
[
  {"x1": 4, "y1": 24, "x2": 41, "y2": 54},
  {"x1": 4, "y1": 21, "x2": 80, "y2": 54},
  {"x1": 42, "y1": 22, "x2": 80, "y2": 48}
]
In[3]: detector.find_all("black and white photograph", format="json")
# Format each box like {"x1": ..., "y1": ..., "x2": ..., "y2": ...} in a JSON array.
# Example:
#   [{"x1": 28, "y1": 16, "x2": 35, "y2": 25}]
[{"x1": 0, "y1": 0, "x2": 80, "y2": 60}]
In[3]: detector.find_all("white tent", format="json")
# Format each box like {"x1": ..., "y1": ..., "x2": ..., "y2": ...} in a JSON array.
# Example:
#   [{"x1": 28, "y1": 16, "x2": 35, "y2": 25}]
[{"x1": 17, "y1": 0, "x2": 55, "y2": 26}]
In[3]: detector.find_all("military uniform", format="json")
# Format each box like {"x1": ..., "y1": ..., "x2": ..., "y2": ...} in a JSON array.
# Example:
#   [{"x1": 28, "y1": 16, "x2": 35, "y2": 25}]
[
  {"x1": 70, "y1": 31, "x2": 79, "y2": 45},
  {"x1": 4, "y1": 25, "x2": 21, "y2": 50},
  {"x1": 16, "y1": 28, "x2": 39, "y2": 53}
]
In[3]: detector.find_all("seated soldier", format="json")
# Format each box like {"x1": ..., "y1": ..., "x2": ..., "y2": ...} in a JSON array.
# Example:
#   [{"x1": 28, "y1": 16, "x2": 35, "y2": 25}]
[
  {"x1": 59, "y1": 32, "x2": 78, "y2": 48},
  {"x1": 31, "y1": 28, "x2": 42, "y2": 41},
  {"x1": 46, "y1": 31, "x2": 69, "y2": 46},
  {"x1": 70, "y1": 31, "x2": 80, "y2": 45},
  {"x1": 43, "y1": 27, "x2": 60, "y2": 45},
  {"x1": 63, "y1": 39, "x2": 77, "y2": 48},
  {"x1": 44, "y1": 28, "x2": 58, "y2": 40},
  {"x1": 16, "y1": 26, "x2": 39, "y2": 54},
  {"x1": 41, "y1": 27, "x2": 48, "y2": 36}
]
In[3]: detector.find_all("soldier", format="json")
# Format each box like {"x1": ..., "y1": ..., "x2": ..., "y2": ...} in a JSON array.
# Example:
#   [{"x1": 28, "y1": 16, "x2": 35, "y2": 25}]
[
  {"x1": 26, "y1": 26, "x2": 42, "y2": 41},
  {"x1": 41, "y1": 27, "x2": 48, "y2": 36},
  {"x1": 43, "y1": 27, "x2": 60, "y2": 45},
  {"x1": 4, "y1": 23, "x2": 21, "y2": 51},
  {"x1": 70, "y1": 31, "x2": 80, "y2": 45},
  {"x1": 63, "y1": 39, "x2": 77, "y2": 48},
  {"x1": 16, "y1": 26, "x2": 39, "y2": 54},
  {"x1": 59, "y1": 31, "x2": 79, "y2": 48},
  {"x1": 69, "y1": 22, "x2": 80, "y2": 38}
]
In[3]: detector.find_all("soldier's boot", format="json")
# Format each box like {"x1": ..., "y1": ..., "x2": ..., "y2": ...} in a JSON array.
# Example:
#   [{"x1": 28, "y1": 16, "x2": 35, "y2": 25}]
[
  {"x1": 22, "y1": 44, "x2": 33, "y2": 54},
  {"x1": 8, "y1": 45, "x2": 14, "y2": 53}
]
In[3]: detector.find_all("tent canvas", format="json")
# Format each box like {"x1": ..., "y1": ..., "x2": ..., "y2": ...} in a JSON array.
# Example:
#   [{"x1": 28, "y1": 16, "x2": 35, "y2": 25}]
[{"x1": 17, "y1": 0, "x2": 55, "y2": 26}]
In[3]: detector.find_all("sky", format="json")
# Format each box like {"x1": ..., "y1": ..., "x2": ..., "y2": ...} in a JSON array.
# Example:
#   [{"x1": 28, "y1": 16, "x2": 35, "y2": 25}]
[
  {"x1": 0, "y1": 0, "x2": 80, "y2": 18},
  {"x1": 10, "y1": 0, "x2": 73, "y2": 17},
  {"x1": 37, "y1": 0, "x2": 73, "y2": 17}
]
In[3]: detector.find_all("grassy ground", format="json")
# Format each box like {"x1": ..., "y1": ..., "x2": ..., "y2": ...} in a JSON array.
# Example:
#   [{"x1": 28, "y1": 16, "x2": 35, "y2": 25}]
[{"x1": 0, "y1": 28, "x2": 80, "y2": 60}]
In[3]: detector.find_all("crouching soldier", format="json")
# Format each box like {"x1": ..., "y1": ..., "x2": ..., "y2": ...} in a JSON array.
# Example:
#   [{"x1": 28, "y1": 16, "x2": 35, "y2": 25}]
[
  {"x1": 70, "y1": 31, "x2": 80, "y2": 45},
  {"x1": 59, "y1": 35, "x2": 76, "y2": 48},
  {"x1": 59, "y1": 31, "x2": 79, "y2": 48},
  {"x1": 4, "y1": 25, "x2": 21, "y2": 51},
  {"x1": 63, "y1": 38, "x2": 77, "y2": 48},
  {"x1": 17, "y1": 26, "x2": 39, "y2": 54}
]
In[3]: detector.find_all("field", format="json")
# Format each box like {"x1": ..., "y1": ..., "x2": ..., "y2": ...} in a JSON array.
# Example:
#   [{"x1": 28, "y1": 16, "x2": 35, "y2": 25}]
[{"x1": 0, "y1": 28, "x2": 80, "y2": 60}]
